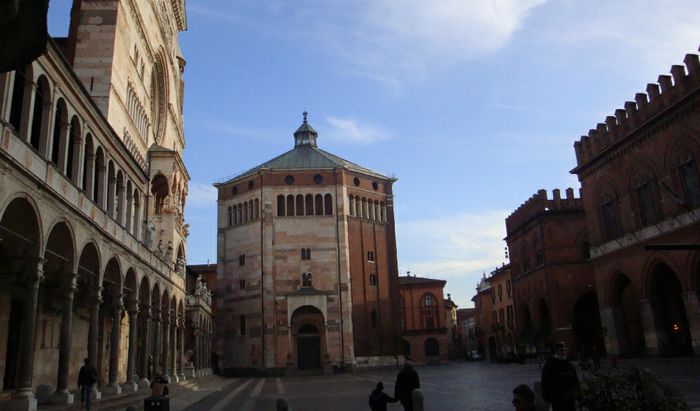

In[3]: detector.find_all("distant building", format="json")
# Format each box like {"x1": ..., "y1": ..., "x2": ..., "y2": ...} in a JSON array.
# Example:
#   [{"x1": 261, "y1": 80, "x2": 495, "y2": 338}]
[
  {"x1": 456, "y1": 308, "x2": 477, "y2": 357},
  {"x1": 571, "y1": 52, "x2": 700, "y2": 357},
  {"x1": 444, "y1": 294, "x2": 459, "y2": 359},
  {"x1": 214, "y1": 114, "x2": 402, "y2": 375},
  {"x1": 186, "y1": 264, "x2": 216, "y2": 374},
  {"x1": 398, "y1": 275, "x2": 448, "y2": 364},
  {"x1": 505, "y1": 190, "x2": 598, "y2": 356},
  {"x1": 472, "y1": 276, "x2": 493, "y2": 359}
]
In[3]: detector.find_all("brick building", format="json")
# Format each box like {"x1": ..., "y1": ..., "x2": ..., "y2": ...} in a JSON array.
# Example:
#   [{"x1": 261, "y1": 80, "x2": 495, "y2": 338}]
[
  {"x1": 214, "y1": 114, "x2": 402, "y2": 375},
  {"x1": 0, "y1": 1, "x2": 208, "y2": 410},
  {"x1": 398, "y1": 275, "x2": 448, "y2": 364},
  {"x1": 444, "y1": 294, "x2": 459, "y2": 359},
  {"x1": 571, "y1": 52, "x2": 700, "y2": 357},
  {"x1": 505, "y1": 189, "x2": 600, "y2": 356},
  {"x1": 472, "y1": 275, "x2": 493, "y2": 359},
  {"x1": 456, "y1": 308, "x2": 477, "y2": 358}
]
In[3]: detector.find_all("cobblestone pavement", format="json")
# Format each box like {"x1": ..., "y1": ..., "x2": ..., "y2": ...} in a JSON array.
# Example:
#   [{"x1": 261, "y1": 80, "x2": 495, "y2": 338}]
[{"x1": 182, "y1": 358, "x2": 700, "y2": 411}]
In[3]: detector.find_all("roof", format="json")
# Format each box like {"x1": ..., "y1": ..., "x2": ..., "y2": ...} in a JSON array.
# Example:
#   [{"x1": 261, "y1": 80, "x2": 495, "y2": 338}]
[
  {"x1": 398, "y1": 276, "x2": 447, "y2": 286},
  {"x1": 216, "y1": 115, "x2": 391, "y2": 184},
  {"x1": 186, "y1": 263, "x2": 217, "y2": 273}
]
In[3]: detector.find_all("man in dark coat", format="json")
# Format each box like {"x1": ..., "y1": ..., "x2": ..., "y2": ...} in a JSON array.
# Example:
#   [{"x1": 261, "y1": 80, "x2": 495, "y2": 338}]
[
  {"x1": 77, "y1": 358, "x2": 98, "y2": 410},
  {"x1": 369, "y1": 381, "x2": 398, "y2": 411},
  {"x1": 394, "y1": 361, "x2": 420, "y2": 411},
  {"x1": 541, "y1": 342, "x2": 580, "y2": 411}
]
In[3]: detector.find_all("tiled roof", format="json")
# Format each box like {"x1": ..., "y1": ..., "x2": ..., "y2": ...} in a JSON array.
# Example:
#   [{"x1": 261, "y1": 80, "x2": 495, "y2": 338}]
[{"x1": 398, "y1": 276, "x2": 446, "y2": 286}]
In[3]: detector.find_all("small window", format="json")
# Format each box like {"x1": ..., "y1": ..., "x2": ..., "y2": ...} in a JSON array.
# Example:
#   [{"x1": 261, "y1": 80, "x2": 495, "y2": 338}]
[
  {"x1": 239, "y1": 254, "x2": 245, "y2": 266},
  {"x1": 240, "y1": 316, "x2": 246, "y2": 336},
  {"x1": 248, "y1": 180, "x2": 254, "y2": 190},
  {"x1": 369, "y1": 273, "x2": 377, "y2": 286},
  {"x1": 372, "y1": 181, "x2": 378, "y2": 190},
  {"x1": 353, "y1": 177, "x2": 360, "y2": 186},
  {"x1": 285, "y1": 175, "x2": 295, "y2": 185},
  {"x1": 314, "y1": 174, "x2": 323, "y2": 184},
  {"x1": 301, "y1": 248, "x2": 311, "y2": 260},
  {"x1": 277, "y1": 195, "x2": 285, "y2": 217},
  {"x1": 301, "y1": 272, "x2": 312, "y2": 288},
  {"x1": 367, "y1": 251, "x2": 375, "y2": 262},
  {"x1": 232, "y1": 186, "x2": 238, "y2": 195},
  {"x1": 239, "y1": 279, "x2": 245, "y2": 289},
  {"x1": 324, "y1": 194, "x2": 333, "y2": 215},
  {"x1": 498, "y1": 284, "x2": 502, "y2": 302}
]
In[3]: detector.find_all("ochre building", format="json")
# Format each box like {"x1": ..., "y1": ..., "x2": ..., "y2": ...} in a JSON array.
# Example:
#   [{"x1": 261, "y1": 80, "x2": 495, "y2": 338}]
[
  {"x1": 398, "y1": 275, "x2": 448, "y2": 364},
  {"x1": 214, "y1": 115, "x2": 402, "y2": 375},
  {"x1": 0, "y1": 2, "x2": 211, "y2": 410}
]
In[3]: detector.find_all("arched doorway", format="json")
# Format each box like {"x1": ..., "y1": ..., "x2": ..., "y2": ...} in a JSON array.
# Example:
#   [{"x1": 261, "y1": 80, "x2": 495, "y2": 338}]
[
  {"x1": 538, "y1": 299, "x2": 552, "y2": 346},
  {"x1": 0, "y1": 197, "x2": 41, "y2": 391},
  {"x1": 519, "y1": 304, "x2": 534, "y2": 350},
  {"x1": 401, "y1": 339, "x2": 411, "y2": 359},
  {"x1": 424, "y1": 338, "x2": 439, "y2": 357},
  {"x1": 649, "y1": 263, "x2": 692, "y2": 356},
  {"x1": 573, "y1": 291, "x2": 604, "y2": 355},
  {"x1": 612, "y1": 273, "x2": 644, "y2": 356},
  {"x1": 290, "y1": 306, "x2": 325, "y2": 371}
]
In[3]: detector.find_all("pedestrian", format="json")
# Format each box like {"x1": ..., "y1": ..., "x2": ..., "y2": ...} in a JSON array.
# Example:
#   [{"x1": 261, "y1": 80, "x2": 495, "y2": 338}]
[
  {"x1": 369, "y1": 381, "x2": 398, "y2": 411},
  {"x1": 541, "y1": 342, "x2": 580, "y2": 411},
  {"x1": 511, "y1": 384, "x2": 536, "y2": 411},
  {"x1": 394, "y1": 360, "x2": 420, "y2": 411},
  {"x1": 77, "y1": 358, "x2": 98, "y2": 410}
]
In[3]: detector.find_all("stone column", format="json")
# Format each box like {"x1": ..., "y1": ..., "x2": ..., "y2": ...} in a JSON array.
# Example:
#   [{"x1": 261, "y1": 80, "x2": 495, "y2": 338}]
[
  {"x1": 103, "y1": 299, "x2": 123, "y2": 395},
  {"x1": 138, "y1": 305, "x2": 151, "y2": 390},
  {"x1": 9, "y1": 258, "x2": 45, "y2": 411},
  {"x1": 162, "y1": 311, "x2": 171, "y2": 380},
  {"x1": 640, "y1": 299, "x2": 659, "y2": 356},
  {"x1": 70, "y1": 136, "x2": 83, "y2": 186},
  {"x1": 98, "y1": 165, "x2": 108, "y2": 210},
  {"x1": 84, "y1": 153, "x2": 95, "y2": 199},
  {"x1": 152, "y1": 307, "x2": 162, "y2": 377},
  {"x1": 193, "y1": 329, "x2": 200, "y2": 376},
  {"x1": 598, "y1": 305, "x2": 620, "y2": 356},
  {"x1": 123, "y1": 300, "x2": 139, "y2": 392},
  {"x1": 682, "y1": 292, "x2": 700, "y2": 355},
  {"x1": 87, "y1": 288, "x2": 102, "y2": 400},
  {"x1": 178, "y1": 317, "x2": 186, "y2": 380},
  {"x1": 50, "y1": 274, "x2": 78, "y2": 404}
]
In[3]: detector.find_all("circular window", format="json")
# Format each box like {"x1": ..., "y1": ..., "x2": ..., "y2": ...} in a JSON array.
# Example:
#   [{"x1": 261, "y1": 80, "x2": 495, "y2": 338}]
[
  {"x1": 285, "y1": 175, "x2": 295, "y2": 185},
  {"x1": 372, "y1": 181, "x2": 379, "y2": 190},
  {"x1": 353, "y1": 177, "x2": 360, "y2": 187},
  {"x1": 232, "y1": 186, "x2": 238, "y2": 195},
  {"x1": 248, "y1": 180, "x2": 254, "y2": 190},
  {"x1": 314, "y1": 174, "x2": 323, "y2": 184}
]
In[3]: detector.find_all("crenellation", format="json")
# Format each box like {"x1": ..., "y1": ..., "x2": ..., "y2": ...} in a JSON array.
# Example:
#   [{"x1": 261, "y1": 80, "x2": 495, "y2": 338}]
[
  {"x1": 634, "y1": 92, "x2": 648, "y2": 109},
  {"x1": 506, "y1": 188, "x2": 583, "y2": 234},
  {"x1": 646, "y1": 83, "x2": 660, "y2": 101},
  {"x1": 683, "y1": 54, "x2": 699, "y2": 76},
  {"x1": 658, "y1": 74, "x2": 673, "y2": 94},
  {"x1": 671, "y1": 65, "x2": 687, "y2": 88}
]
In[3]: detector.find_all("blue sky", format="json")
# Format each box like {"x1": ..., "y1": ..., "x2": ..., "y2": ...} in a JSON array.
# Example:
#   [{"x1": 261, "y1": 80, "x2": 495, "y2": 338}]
[{"x1": 49, "y1": 1, "x2": 700, "y2": 308}]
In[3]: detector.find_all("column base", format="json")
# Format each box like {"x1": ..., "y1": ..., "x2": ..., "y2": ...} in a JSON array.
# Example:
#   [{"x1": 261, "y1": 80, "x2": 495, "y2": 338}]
[
  {"x1": 102, "y1": 384, "x2": 122, "y2": 396},
  {"x1": 138, "y1": 378, "x2": 151, "y2": 391},
  {"x1": 121, "y1": 382, "x2": 138, "y2": 392},
  {"x1": 91, "y1": 386, "x2": 102, "y2": 400},
  {"x1": 185, "y1": 367, "x2": 196, "y2": 378},
  {"x1": 49, "y1": 390, "x2": 74, "y2": 405},
  {"x1": 35, "y1": 384, "x2": 54, "y2": 405},
  {"x1": 178, "y1": 373, "x2": 186, "y2": 381},
  {"x1": 8, "y1": 391, "x2": 37, "y2": 411}
]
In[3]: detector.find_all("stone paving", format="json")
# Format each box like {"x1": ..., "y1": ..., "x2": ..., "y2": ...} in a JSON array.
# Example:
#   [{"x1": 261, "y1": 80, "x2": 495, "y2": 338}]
[{"x1": 40, "y1": 358, "x2": 700, "y2": 410}]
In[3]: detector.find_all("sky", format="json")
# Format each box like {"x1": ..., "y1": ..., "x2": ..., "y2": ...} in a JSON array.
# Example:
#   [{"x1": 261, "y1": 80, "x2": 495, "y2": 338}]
[{"x1": 48, "y1": 1, "x2": 700, "y2": 309}]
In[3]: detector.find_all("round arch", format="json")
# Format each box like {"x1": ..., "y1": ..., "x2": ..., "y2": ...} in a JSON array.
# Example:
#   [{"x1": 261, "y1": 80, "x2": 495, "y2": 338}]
[
  {"x1": 290, "y1": 305, "x2": 325, "y2": 370},
  {"x1": 611, "y1": 272, "x2": 644, "y2": 356},
  {"x1": 648, "y1": 262, "x2": 693, "y2": 356}
]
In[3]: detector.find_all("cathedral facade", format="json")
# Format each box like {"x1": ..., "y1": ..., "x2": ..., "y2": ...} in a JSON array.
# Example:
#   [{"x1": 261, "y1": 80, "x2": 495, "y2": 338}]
[
  {"x1": 215, "y1": 114, "x2": 402, "y2": 375},
  {"x1": 0, "y1": 1, "x2": 210, "y2": 410}
]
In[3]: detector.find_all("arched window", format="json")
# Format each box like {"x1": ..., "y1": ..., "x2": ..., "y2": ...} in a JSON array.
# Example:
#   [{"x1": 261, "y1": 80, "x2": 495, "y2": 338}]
[
  {"x1": 421, "y1": 293, "x2": 438, "y2": 330},
  {"x1": 296, "y1": 194, "x2": 304, "y2": 216},
  {"x1": 635, "y1": 173, "x2": 659, "y2": 227},
  {"x1": 239, "y1": 315, "x2": 246, "y2": 336},
  {"x1": 286, "y1": 195, "x2": 295, "y2": 216},
  {"x1": 368, "y1": 199, "x2": 375, "y2": 220},
  {"x1": 249, "y1": 200, "x2": 254, "y2": 220},
  {"x1": 348, "y1": 195, "x2": 355, "y2": 216},
  {"x1": 150, "y1": 173, "x2": 168, "y2": 215},
  {"x1": 315, "y1": 194, "x2": 323, "y2": 215},
  {"x1": 369, "y1": 273, "x2": 377, "y2": 286},
  {"x1": 277, "y1": 195, "x2": 285, "y2": 217},
  {"x1": 66, "y1": 116, "x2": 81, "y2": 182},
  {"x1": 361, "y1": 198, "x2": 367, "y2": 218},
  {"x1": 243, "y1": 201, "x2": 249, "y2": 222},
  {"x1": 380, "y1": 202, "x2": 386, "y2": 221},
  {"x1": 9, "y1": 66, "x2": 28, "y2": 135},
  {"x1": 30, "y1": 75, "x2": 50, "y2": 152},
  {"x1": 678, "y1": 154, "x2": 700, "y2": 209},
  {"x1": 115, "y1": 171, "x2": 125, "y2": 224},
  {"x1": 133, "y1": 188, "x2": 141, "y2": 237},
  {"x1": 237, "y1": 203, "x2": 242, "y2": 224},
  {"x1": 324, "y1": 194, "x2": 333, "y2": 215},
  {"x1": 227, "y1": 206, "x2": 232, "y2": 227},
  {"x1": 125, "y1": 180, "x2": 133, "y2": 232},
  {"x1": 600, "y1": 192, "x2": 620, "y2": 240},
  {"x1": 94, "y1": 147, "x2": 105, "y2": 207},
  {"x1": 254, "y1": 199, "x2": 260, "y2": 220},
  {"x1": 305, "y1": 194, "x2": 313, "y2": 215},
  {"x1": 50, "y1": 98, "x2": 66, "y2": 165},
  {"x1": 82, "y1": 133, "x2": 94, "y2": 194},
  {"x1": 301, "y1": 272, "x2": 312, "y2": 288}
]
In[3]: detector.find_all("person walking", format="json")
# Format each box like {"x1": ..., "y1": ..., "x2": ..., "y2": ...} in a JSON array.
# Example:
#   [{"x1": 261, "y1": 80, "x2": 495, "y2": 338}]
[
  {"x1": 511, "y1": 384, "x2": 537, "y2": 411},
  {"x1": 77, "y1": 358, "x2": 98, "y2": 410},
  {"x1": 369, "y1": 381, "x2": 398, "y2": 411},
  {"x1": 541, "y1": 342, "x2": 580, "y2": 411},
  {"x1": 394, "y1": 361, "x2": 420, "y2": 411}
]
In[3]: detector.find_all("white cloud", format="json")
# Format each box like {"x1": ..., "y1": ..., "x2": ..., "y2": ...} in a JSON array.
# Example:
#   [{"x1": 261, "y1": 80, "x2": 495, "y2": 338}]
[
  {"x1": 397, "y1": 210, "x2": 509, "y2": 278},
  {"x1": 323, "y1": 116, "x2": 393, "y2": 144},
  {"x1": 186, "y1": 182, "x2": 217, "y2": 208}
]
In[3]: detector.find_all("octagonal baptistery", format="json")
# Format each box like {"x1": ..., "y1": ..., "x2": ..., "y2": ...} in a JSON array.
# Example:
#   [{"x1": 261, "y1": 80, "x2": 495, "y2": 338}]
[{"x1": 214, "y1": 114, "x2": 402, "y2": 375}]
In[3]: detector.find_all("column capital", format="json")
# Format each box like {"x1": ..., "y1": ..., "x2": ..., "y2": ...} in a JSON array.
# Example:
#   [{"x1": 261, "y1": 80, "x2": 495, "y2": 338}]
[
  {"x1": 127, "y1": 298, "x2": 140, "y2": 314},
  {"x1": 90, "y1": 287, "x2": 103, "y2": 306},
  {"x1": 21, "y1": 257, "x2": 47, "y2": 285}
]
